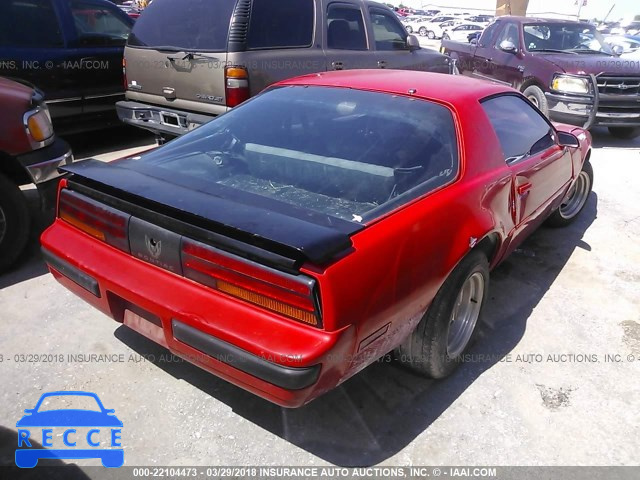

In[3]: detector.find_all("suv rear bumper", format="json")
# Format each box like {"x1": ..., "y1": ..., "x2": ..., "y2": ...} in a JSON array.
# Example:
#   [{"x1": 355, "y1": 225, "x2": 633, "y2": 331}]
[
  {"x1": 116, "y1": 100, "x2": 217, "y2": 136},
  {"x1": 545, "y1": 74, "x2": 640, "y2": 129}
]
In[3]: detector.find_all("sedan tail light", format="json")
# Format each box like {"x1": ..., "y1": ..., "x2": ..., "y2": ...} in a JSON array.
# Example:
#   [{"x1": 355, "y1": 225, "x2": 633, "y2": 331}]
[
  {"x1": 225, "y1": 66, "x2": 250, "y2": 108},
  {"x1": 58, "y1": 189, "x2": 130, "y2": 253},
  {"x1": 182, "y1": 239, "x2": 322, "y2": 327}
]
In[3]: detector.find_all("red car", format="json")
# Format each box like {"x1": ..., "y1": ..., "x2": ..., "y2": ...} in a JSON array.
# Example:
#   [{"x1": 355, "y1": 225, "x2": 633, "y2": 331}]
[{"x1": 41, "y1": 71, "x2": 593, "y2": 407}]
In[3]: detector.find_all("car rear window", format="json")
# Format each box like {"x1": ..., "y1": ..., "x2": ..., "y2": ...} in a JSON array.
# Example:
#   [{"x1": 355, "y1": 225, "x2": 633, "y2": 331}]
[
  {"x1": 248, "y1": 0, "x2": 314, "y2": 49},
  {"x1": 128, "y1": 0, "x2": 236, "y2": 51},
  {"x1": 129, "y1": 86, "x2": 459, "y2": 223}
]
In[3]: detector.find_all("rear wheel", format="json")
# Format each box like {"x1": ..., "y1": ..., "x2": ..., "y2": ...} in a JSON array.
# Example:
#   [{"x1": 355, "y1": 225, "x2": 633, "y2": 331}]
[
  {"x1": 419, "y1": 26, "x2": 427, "y2": 36},
  {"x1": 0, "y1": 174, "x2": 31, "y2": 273},
  {"x1": 608, "y1": 127, "x2": 639, "y2": 139},
  {"x1": 427, "y1": 30, "x2": 435, "y2": 39},
  {"x1": 406, "y1": 25, "x2": 413, "y2": 33},
  {"x1": 547, "y1": 160, "x2": 593, "y2": 227},
  {"x1": 395, "y1": 250, "x2": 489, "y2": 378},
  {"x1": 522, "y1": 85, "x2": 549, "y2": 117}
]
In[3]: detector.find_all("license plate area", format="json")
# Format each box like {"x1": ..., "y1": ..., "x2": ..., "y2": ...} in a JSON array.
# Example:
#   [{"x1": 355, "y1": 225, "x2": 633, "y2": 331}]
[
  {"x1": 124, "y1": 309, "x2": 167, "y2": 348},
  {"x1": 160, "y1": 111, "x2": 183, "y2": 128}
]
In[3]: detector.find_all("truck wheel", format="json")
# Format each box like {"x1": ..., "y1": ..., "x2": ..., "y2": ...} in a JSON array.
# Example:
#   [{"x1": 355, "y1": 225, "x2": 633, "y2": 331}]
[
  {"x1": 0, "y1": 174, "x2": 31, "y2": 273},
  {"x1": 395, "y1": 250, "x2": 489, "y2": 379},
  {"x1": 522, "y1": 85, "x2": 549, "y2": 117},
  {"x1": 547, "y1": 160, "x2": 593, "y2": 227},
  {"x1": 419, "y1": 27, "x2": 427, "y2": 36},
  {"x1": 427, "y1": 30, "x2": 435, "y2": 39},
  {"x1": 608, "y1": 127, "x2": 639, "y2": 139}
]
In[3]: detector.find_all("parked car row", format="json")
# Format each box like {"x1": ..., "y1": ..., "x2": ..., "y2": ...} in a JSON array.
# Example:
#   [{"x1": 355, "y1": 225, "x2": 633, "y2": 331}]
[{"x1": 402, "y1": 13, "x2": 492, "y2": 39}]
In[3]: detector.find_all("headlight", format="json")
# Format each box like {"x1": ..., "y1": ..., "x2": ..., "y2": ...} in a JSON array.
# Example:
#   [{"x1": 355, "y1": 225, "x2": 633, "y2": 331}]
[
  {"x1": 24, "y1": 107, "x2": 54, "y2": 145},
  {"x1": 551, "y1": 75, "x2": 590, "y2": 94}
]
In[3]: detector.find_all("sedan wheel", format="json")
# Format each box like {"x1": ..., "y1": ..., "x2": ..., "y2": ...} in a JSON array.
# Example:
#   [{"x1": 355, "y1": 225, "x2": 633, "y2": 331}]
[
  {"x1": 427, "y1": 30, "x2": 435, "y2": 39},
  {"x1": 406, "y1": 26, "x2": 413, "y2": 33},
  {"x1": 395, "y1": 250, "x2": 489, "y2": 379},
  {"x1": 419, "y1": 27, "x2": 427, "y2": 36},
  {"x1": 547, "y1": 160, "x2": 593, "y2": 227}
]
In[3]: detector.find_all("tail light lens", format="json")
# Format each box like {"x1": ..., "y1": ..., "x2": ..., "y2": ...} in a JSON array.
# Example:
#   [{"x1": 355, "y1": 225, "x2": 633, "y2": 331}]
[
  {"x1": 225, "y1": 66, "x2": 250, "y2": 108},
  {"x1": 182, "y1": 239, "x2": 322, "y2": 327},
  {"x1": 122, "y1": 57, "x2": 127, "y2": 90},
  {"x1": 58, "y1": 189, "x2": 131, "y2": 253}
]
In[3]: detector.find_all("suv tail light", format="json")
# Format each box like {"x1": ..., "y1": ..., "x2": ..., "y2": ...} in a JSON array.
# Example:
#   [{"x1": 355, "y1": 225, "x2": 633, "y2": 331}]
[
  {"x1": 58, "y1": 189, "x2": 130, "y2": 253},
  {"x1": 182, "y1": 239, "x2": 321, "y2": 327},
  {"x1": 122, "y1": 57, "x2": 127, "y2": 90},
  {"x1": 225, "y1": 66, "x2": 250, "y2": 108}
]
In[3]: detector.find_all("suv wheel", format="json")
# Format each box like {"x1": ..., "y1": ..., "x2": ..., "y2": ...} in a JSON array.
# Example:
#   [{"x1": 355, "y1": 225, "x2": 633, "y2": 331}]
[{"x1": 0, "y1": 174, "x2": 31, "y2": 272}]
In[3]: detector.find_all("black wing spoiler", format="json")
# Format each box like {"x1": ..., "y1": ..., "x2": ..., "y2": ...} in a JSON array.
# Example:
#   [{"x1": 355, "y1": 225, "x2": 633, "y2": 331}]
[{"x1": 60, "y1": 160, "x2": 358, "y2": 269}]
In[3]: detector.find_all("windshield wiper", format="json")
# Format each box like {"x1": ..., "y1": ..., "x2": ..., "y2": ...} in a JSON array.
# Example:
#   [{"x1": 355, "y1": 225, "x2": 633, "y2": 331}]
[
  {"x1": 154, "y1": 46, "x2": 210, "y2": 61},
  {"x1": 569, "y1": 48, "x2": 613, "y2": 56}
]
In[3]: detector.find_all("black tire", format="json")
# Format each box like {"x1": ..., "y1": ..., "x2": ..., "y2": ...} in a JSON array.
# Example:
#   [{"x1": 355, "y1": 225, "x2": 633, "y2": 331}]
[
  {"x1": 0, "y1": 174, "x2": 31, "y2": 273},
  {"x1": 608, "y1": 127, "x2": 640, "y2": 139},
  {"x1": 522, "y1": 85, "x2": 549, "y2": 117},
  {"x1": 406, "y1": 26, "x2": 413, "y2": 34},
  {"x1": 419, "y1": 27, "x2": 427, "y2": 37},
  {"x1": 547, "y1": 160, "x2": 593, "y2": 228},
  {"x1": 442, "y1": 33, "x2": 450, "y2": 40},
  {"x1": 427, "y1": 30, "x2": 435, "y2": 39},
  {"x1": 395, "y1": 250, "x2": 490, "y2": 379}
]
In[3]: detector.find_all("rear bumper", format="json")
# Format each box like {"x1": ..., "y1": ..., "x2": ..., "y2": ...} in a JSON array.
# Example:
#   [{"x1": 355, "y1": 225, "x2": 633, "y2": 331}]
[
  {"x1": 546, "y1": 75, "x2": 640, "y2": 129},
  {"x1": 40, "y1": 221, "x2": 356, "y2": 407},
  {"x1": 116, "y1": 100, "x2": 216, "y2": 136}
]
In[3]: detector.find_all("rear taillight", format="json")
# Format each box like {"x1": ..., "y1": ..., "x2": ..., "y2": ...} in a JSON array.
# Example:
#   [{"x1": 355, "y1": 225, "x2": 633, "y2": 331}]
[
  {"x1": 182, "y1": 239, "x2": 321, "y2": 327},
  {"x1": 58, "y1": 189, "x2": 130, "y2": 253},
  {"x1": 122, "y1": 57, "x2": 127, "y2": 90},
  {"x1": 225, "y1": 66, "x2": 250, "y2": 108}
]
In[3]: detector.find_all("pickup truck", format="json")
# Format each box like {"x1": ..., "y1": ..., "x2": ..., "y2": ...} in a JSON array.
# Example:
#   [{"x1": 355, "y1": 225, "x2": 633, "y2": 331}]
[
  {"x1": 0, "y1": 77, "x2": 73, "y2": 273},
  {"x1": 442, "y1": 16, "x2": 640, "y2": 139},
  {"x1": 116, "y1": 0, "x2": 453, "y2": 142}
]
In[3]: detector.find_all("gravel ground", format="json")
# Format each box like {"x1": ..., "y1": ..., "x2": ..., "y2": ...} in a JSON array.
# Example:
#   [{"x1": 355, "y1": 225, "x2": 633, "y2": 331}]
[{"x1": 0, "y1": 124, "x2": 638, "y2": 471}]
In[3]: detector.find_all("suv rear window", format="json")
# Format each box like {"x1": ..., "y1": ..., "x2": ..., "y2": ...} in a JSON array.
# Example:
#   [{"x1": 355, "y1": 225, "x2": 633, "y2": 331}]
[
  {"x1": 130, "y1": 86, "x2": 459, "y2": 223},
  {"x1": 248, "y1": 0, "x2": 314, "y2": 49},
  {"x1": 128, "y1": 0, "x2": 236, "y2": 51}
]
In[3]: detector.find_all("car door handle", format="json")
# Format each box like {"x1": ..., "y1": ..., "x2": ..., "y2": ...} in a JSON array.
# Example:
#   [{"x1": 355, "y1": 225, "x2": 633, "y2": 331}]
[
  {"x1": 517, "y1": 183, "x2": 532, "y2": 196},
  {"x1": 378, "y1": 60, "x2": 387, "y2": 69},
  {"x1": 332, "y1": 61, "x2": 344, "y2": 70}
]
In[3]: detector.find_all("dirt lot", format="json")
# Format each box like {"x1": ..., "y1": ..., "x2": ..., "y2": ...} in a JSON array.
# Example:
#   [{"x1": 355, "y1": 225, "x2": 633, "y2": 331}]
[{"x1": 0, "y1": 125, "x2": 639, "y2": 469}]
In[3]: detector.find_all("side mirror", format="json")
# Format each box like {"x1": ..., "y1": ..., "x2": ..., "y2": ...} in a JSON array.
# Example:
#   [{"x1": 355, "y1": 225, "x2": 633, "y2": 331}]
[
  {"x1": 499, "y1": 40, "x2": 517, "y2": 53},
  {"x1": 470, "y1": 37, "x2": 478, "y2": 45},
  {"x1": 611, "y1": 44, "x2": 624, "y2": 56},
  {"x1": 557, "y1": 131, "x2": 580, "y2": 148},
  {"x1": 407, "y1": 34, "x2": 421, "y2": 51}
]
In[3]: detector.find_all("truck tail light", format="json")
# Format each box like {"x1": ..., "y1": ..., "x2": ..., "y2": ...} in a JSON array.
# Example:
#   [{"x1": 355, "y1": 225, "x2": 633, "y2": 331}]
[
  {"x1": 225, "y1": 66, "x2": 250, "y2": 108},
  {"x1": 122, "y1": 57, "x2": 127, "y2": 90},
  {"x1": 58, "y1": 189, "x2": 130, "y2": 253},
  {"x1": 181, "y1": 239, "x2": 321, "y2": 327}
]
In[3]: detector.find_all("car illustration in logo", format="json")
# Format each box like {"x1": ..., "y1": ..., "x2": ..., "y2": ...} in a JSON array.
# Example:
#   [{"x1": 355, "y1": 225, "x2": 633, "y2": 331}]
[{"x1": 15, "y1": 391, "x2": 123, "y2": 468}]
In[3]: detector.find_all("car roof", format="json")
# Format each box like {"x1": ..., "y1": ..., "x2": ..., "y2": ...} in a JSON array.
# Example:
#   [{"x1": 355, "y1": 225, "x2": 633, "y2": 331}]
[{"x1": 274, "y1": 70, "x2": 513, "y2": 106}]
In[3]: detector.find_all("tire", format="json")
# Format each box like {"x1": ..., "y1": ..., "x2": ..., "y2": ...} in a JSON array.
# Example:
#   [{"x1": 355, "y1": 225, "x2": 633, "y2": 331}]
[
  {"x1": 608, "y1": 127, "x2": 640, "y2": 139},
  {"x1": 547, "y1": 160, "x2": 593, "y2": 227},
  {"x1": 442, "y1": 33, "x2": 450, "y2": 40},
  {"x1": 522, "y1": 85, "x2": 549, "y2": 117},
  {"x1": 419, "y1": 27, "x2": 427, "y2": 37},
  {"x1": 0, "y1": 174, "x2": 31, "y2": 273},
  {"x1": 406, "y1": 26, "x2": 413, "y2": 34},
  {"x1": 395, "y1": 250, "x2": 490, "y2": 379},
  {"x1": 427, "y1": 30, "x2": 436, "y2": 39}
]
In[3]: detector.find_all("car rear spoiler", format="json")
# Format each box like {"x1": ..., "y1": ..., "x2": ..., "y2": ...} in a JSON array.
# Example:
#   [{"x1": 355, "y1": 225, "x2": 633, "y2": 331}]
[{"x1": 59, "y1": 160, "x2": 358, "y2": 270}]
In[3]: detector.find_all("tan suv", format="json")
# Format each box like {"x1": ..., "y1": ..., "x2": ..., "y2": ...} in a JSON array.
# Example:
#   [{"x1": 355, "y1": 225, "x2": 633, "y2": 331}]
[{"x1": 116, "y1": 0, "x2": 453, "y2": 141}]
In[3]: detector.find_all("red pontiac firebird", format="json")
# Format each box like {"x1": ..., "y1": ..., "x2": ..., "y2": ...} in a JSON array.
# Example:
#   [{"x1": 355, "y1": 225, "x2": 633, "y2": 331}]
[{"x1": 41, "y1": 70, "x2": 593, "y2": 407}]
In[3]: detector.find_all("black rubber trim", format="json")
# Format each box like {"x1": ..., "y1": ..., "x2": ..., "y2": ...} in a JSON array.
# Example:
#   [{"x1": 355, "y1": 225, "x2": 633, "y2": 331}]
[
  {"x1": 41, "y1": 248, "x2": 101, "y2": 298},
  {"x1": 171, "y1": 320, "x2": 320, "y2": 390}
]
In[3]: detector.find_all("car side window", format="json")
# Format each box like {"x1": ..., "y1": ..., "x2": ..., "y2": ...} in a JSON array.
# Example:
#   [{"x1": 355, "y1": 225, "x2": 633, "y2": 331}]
[
  {"x1": 496, "y1": 23, "x2": 520, "y2": 49},
  {"x1": 327, "y1": 4, "x2": 367, "y2": 50},
  {"x1": 248, "y1": 0, "x2": 314, "y2": 49},
  {"x1": 369, "y1": 8, "x2": 408, "y2": 51},
  {"x1": 69, "y1": 0, "x2": 131, "y2": 46},
  {"x1": 0, "y1": 0, "x2": 64, "y2": 48},
  {"x1": 478, "y1": 21, "x2": 500, "y2": 47},
  {"x1": 482, "y1": 95, "x2": 556, "y2": 162}
]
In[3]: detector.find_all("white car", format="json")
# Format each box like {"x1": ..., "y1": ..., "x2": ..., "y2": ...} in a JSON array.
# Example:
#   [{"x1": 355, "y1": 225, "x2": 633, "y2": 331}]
[
  {"x1": 442, "y1": 23, "x2": 485, "y2": 42},
  {"x1": 605, "y1": 35, "x2": 640, "y2": 55},
  {"x1": 404, "y1": 16, "x2": 433, "y2": 34},
  {"x1": 425, "y1": 19, "x2": 463, "y2": 39}
]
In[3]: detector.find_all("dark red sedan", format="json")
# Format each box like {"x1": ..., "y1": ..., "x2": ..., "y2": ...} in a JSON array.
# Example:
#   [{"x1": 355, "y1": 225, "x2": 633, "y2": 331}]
[{"x1": 41, "y1": 71, "x2": 593, "y2": 407}]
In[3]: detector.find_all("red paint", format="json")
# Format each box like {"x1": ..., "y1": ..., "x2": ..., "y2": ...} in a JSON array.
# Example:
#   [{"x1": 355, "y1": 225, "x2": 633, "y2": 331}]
[{"x1": 41, "y1": 71, "x2": 592, "y2": 407}]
